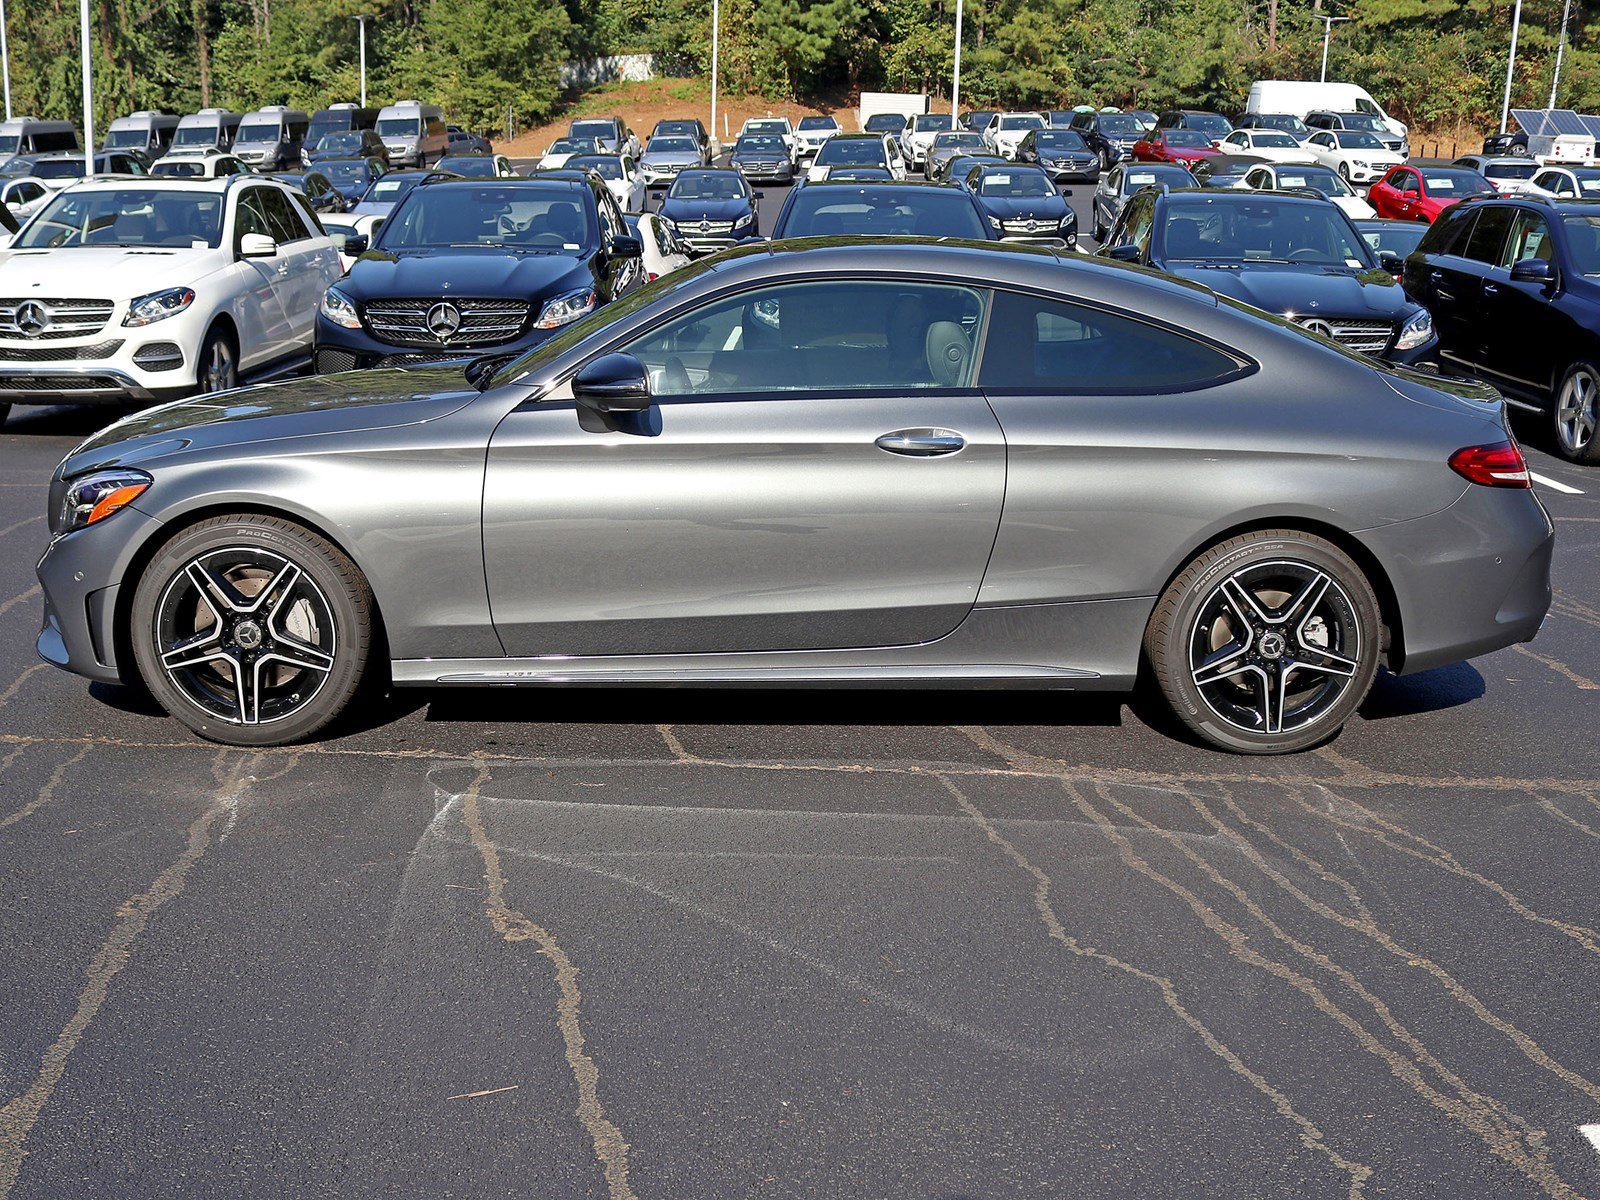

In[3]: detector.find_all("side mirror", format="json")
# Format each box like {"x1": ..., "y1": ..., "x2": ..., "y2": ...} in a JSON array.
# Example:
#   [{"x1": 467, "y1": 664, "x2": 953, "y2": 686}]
[
  {"x1": 1510, "y1": 257, "x2": 1553, "y2": 285},
  {"x1": 609, "y1": 234, "x2": 643, "y2": 259},
  {"x1": 239, "y1": 232, "x2": 278, "y2": 258},
  {"x1": 1107, "y1": 243, "x2": 1141, "y2": 262},
  {"x1": 1379, "y1": 251, "x2": 1404, "y2": 275},
  {"x1": 1060, "y1": 187, "x2": 1073, "y2": 197},
  {"x1": 344, "y1": 234, "x2": 369, "y2": 255},
  {"x1": 573, "y1": 353, "x2": 651, "y2": 413}
]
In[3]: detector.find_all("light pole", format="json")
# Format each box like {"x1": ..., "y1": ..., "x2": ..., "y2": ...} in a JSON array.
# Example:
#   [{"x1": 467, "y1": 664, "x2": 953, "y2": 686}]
[
  {"x1": 951, "y1": 0, "x2": 963, "y2": 117},
  {"x1": 0, "y1": 0, "x2": 11, "y2": 121},
  {"x1": 1315, "y1": 15, "x2": 1351, "y2": 83},
  {"x1": 1548, "y1": 0, "x2": 1571, "y2": 108},
  {"x1": 709, "y1": 0, "x2": 720, "y2": 148},
  {"x1": 357, "y1": 15, "x2": 368, "y2": 108},
  {"x1": 79, "y1": 0, "x2": 94, "y2": 175},
  {"x1": 1499, "y1": 0, "x2": 1522, "y2": 133}
]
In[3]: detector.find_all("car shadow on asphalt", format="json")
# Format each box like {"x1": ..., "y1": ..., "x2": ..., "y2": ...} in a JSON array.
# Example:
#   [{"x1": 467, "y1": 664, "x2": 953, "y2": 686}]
[{"x1": 1357, "y1": 662, "x2": 1485, "y2": 720}]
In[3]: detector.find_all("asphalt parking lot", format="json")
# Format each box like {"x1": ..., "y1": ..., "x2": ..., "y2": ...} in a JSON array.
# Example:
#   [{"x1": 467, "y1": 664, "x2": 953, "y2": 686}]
[{"x1": 2, "y1": 326, "x2": 1600, "y2": 1195}]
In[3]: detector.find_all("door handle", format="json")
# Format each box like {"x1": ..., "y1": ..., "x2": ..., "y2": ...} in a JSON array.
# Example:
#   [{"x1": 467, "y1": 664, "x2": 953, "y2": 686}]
[
  {"x1": 1482, "y1": 282, "x2": 1500, "y2": 296},
  {"x1": 875, "y1": 428, "x2": 966, "y2": 456},
  {"x1": 1429, "y1": 270, "x2": 1444, "y2": 282}
]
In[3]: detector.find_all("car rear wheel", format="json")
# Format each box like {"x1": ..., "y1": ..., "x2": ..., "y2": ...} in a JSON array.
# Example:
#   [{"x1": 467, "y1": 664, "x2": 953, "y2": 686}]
[
  {"x1": 1144, "y1": 530, "x2": 1382, "y2": 754},
  {"x1": 1554, "y1": 362, "x2": 1600, "y2": 463},
  {"x1": 130, "y1": 515, "x2": 376, "y2": 746}
]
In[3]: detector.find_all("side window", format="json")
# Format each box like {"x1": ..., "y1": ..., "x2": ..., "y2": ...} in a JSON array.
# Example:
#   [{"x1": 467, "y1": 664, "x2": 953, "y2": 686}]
[
  {"x1": 1500, "y1": 210, "x2": 1552, "y2": 267},
  {"x1": 1395, "y1": 171, "x2": 1419, "y2": 194},
  {"x1": 619, "y1": 279, "x2": 988, "y2": 397},
  {"x1": 260, "y1": 186, "x2": 310, "y2": 242},
  {"x1": 1554, "y1": 174, "x2": 1576, "y2": 195},
  {"x1": 287, "y1": 188, "x2": 325, "y2": 234},
  {"x1": 1123, "y1": 196, "x2": 1156, "y2": 255},
  {"x1": 1419, "y1": 206, "x2": 1474, "y2": 257},
  {"x1": 596, "y1": 193, "x2": 624, "y2": 242},
  {"x1": 979, "y1": 289, "x2": 1246, "y2": 394},
  {"x1": 234, "y1": 189, "x2": 274, "y2": 247},
  {"x1": 1463, "y1": 205, "x2": 1513, "y2": 264}
]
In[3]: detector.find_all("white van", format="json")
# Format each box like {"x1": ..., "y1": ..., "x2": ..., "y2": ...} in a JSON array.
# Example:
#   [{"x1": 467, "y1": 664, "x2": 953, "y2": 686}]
[
  {"x1": 233, "y1": 106, "x2": 311, "y2": 169},
  {"x1": 376, "y1": 100, "x2": 447, "y2": 167},
  {"x1": 103, "y1": 111, "x2": 181, "y2": 159},
  {"x1": 0, "y1": 118, "x2": 79, "y2": 166},
  {"x1": 1245, "y1": 81, "x2": 1407, "y2": 141},
  {"x1": 168, "y1": 108, "x2": 243, "y2": 156}
]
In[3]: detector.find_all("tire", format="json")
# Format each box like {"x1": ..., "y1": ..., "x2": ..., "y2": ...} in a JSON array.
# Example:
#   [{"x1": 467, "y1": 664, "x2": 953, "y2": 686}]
[
  {"x1": 1099, "y1": 147, "x2": 1112, "y2": 172},
  {"x1": 1553, "y1": 361, "x2": 1600, "y2": 463},
  {"x1": 196, "y1": 325, "x2": 238, "y2": 395},
  {"x1": 130, "y1": 514, "x2": 376, "y2": 746},
  {"x1": 0, "y1": 402, "x2": 10, "y2": 427},
  {"x1": 1144, "y1": 530, "x2": 1382, "y2": 755}
]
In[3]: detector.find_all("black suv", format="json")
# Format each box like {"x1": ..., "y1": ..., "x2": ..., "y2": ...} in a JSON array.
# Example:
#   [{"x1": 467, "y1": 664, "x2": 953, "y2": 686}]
[
  {"x1": 314, "y1": 176, "x2": 641, "y2": 373},
  {"x1": 1406, "y1": 195, "x2": 1600, "y2": 462},
  {"x1": 1068, "y1": 110, "x2": 1147, "y2": 171},
  {"x1": 1100, "y1": 187, "x2": 1436, "y2": 365},
  {"x1": 1157, "y1": 110, "x2": 1234, "y2": 143}
]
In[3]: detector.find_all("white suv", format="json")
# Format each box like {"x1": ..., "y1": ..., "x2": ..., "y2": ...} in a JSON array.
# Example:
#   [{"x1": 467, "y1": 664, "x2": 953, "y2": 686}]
[{"x1": 0, "y1": 176, "x2": 340, "y2": 422}]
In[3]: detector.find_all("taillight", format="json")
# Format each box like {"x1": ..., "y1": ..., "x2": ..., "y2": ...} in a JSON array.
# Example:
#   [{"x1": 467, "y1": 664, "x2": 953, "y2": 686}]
[{"x1": 1448, "y1": 440, "x2": 1531, "y2": 488}]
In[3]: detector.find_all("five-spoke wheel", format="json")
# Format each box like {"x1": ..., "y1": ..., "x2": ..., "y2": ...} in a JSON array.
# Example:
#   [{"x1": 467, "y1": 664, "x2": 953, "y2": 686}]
[
  {"x1": 1554, "y1": 362, "x2": 1600, "y2": 464},
  {"x1": 132, "y1": 515, "x2": 375, "y2": 745},
  {"x1": 1146, "y1": 531, "x2": 1382, "y2": 754}
]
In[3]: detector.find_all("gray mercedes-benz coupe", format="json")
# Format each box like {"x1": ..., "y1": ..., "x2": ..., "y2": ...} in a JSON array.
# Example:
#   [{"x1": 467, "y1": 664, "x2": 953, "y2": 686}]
[{"x1": 36, "y1": 240, "x2": 1553, "y2": 754}]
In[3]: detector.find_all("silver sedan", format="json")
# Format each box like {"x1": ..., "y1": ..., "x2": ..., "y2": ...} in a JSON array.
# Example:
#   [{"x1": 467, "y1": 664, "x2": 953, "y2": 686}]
[{"x1": 36, "y1": 242, "x2": 1553, "y2": 753}]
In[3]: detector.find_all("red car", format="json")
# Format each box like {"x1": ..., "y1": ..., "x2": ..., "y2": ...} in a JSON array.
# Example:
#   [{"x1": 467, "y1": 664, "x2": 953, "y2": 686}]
[
  {"x1": 1131, "y1": 128, "x2": 1221, "y2": 166},
  {"x1": 1368, "y1": 165, "x2": 1497, "y2": 222}
]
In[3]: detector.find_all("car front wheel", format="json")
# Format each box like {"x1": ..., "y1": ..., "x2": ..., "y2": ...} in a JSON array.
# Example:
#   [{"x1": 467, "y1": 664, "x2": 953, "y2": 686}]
[
  {"x1": 1144, "y1": 530, "x2": 1382, "y2": 754},
  {"x1": 1554, "y1": 362, "x2": 1600, "y2": 463},
  {"x1": 197, "y1": 326, "x2": 238, "y2": 394},
  {"x1": 130, "y1": 514, "x2": 377, "y2": 746}
]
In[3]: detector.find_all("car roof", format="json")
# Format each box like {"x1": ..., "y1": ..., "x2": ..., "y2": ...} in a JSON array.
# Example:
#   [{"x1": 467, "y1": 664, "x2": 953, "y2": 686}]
[
  {"x1": 55, "y1": 174, "x2": 267, "y2": 193},
  {"x1": 803, "y1": 179, "x2": 957, "y2": 190},
  {"x1": 830, "y1": 132, "x2": 887, "y2": 141}
]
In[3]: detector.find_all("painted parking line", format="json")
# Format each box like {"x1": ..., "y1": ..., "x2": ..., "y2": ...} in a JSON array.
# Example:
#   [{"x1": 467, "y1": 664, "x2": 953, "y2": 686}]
[
  {"x1": 1531, "y1": 472, "x2": 1585, "y2": 495},
  {"x1": 1580, "y1": 1124, "x2": 1600, "y2": 1156}
]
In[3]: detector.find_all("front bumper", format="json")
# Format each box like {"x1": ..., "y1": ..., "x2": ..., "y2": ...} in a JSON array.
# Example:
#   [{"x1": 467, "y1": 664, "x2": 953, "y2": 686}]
[
  {"x1": 1344, "y1": 164, "x2": 1390, "y2": 184},
  {"x1": 1039, "y1": 159, "x2": 1099, "y2": 181},
  {"x1": 642, "y1": 164, "x2": 690, "y2": 186},
  {"x1": 678, "y1": 231, "x2": 761, "y2": 256},
  {"x1": 735, "y1": 161, "x2": 794, "y2": 183},
  {"x1": 1000, "y1": 232, "x2": 1077, "y2": 249},
  {"x1": 0, "y1": 329, "x2": 200, "y2": 405},
  {"x1": 313, "y1": 313, "x2": 557, "y2": 373}
]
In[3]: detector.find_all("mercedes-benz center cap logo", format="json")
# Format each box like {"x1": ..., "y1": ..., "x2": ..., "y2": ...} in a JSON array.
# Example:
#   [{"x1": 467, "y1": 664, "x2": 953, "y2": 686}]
[
  {"x1": 15, "y1": 300, "x2": 50, "y2": 337},
  {"x1": 1300, "y1": 318, "x2": 1334, "y2": 338},
  {"x1": 425, "y1": 301, "x2": 462, "y2": 340}
]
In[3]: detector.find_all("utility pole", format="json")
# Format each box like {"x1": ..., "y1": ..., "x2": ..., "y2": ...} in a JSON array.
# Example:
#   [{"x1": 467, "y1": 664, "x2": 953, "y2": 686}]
[
  {"x1": 1548, "y1": 0, "x2": 1571, "y2": 108},
  {"x1": 1315, "y1": 15, "x2": 1351, "y2": 83},
  {"x1": 1499, "y1": 0, "x2": 1522, "y2": 133},
  {"x1": 951, "y1": 0, "x2": 963, "y2": 117},
  {"x1": 358, "y1": 15, "x2": 368, "y2": 107},
  {"x1": 80, "y1": 0, "x2": 94, "y2": 176},
  {"x1": 710, "y1": 0, "x2": 719, "y2": 152}
]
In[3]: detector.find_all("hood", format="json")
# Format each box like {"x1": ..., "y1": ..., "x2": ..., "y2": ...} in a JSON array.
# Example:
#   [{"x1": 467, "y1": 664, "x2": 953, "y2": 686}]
[
  {"x1": 978, "y1": 195, "x2": 1070, "y2": 221},
  {"x1": 732, "y1": 149, "x2": 789, "y2": 164},
  {"x1": 342, "y1": 247, "x2": 592, "y2": 301},
  {"x1": 1164, "y1": 263, "x2": 1412, "y2": 321},
  {"x1": 0, "y1": 245, "x2": 228, "y2": 297},
  {"x1": 57, "y1": 367, "x2": 480, "y2": 479},
  {"x1": 660, "y1": 197, "x2": 753, "y2": 222},
  {"x1": 642, "y1": 150, "x2": 701, "y2": 167},
  {"x1": 1166, "y1": 146, "x2": 1219, "y2": 163}
]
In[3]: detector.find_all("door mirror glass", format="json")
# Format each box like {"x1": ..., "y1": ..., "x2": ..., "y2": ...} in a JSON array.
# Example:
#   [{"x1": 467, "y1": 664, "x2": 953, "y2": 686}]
[
  {"x1": 609, "y1": 234, "x2": 643, "y2": 259},
  {"x1": 1378, "y1": 251, "x2": 1404, "y2": 275},
  {"x1": 239, "y1": 232, "x2": 278, "y2": 258},
  {"x1": 1509, "y1": 257, "x2": 1553, "y2": 284},
  {"x1": 1107, "y1": 243, "x2": 1141, "y2": 262},
  {"x1": 573, "y1": 352, "x2": 652, "y2": 412}
]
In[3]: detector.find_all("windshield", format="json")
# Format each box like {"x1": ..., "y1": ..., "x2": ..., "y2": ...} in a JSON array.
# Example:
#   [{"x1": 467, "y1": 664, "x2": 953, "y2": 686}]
[
  {"x1": 649, "y1": 137, "x2": 697, "y2": 154},
  {"x1": 654, "y1": 122, "x2": 699, "y2": 138},
  {"x1": 1272, "y1": 166, "x2": 1352, "y2": 196},
  {"x1": 817, "y1": 138, "x2": 887, "y2": 166},
  {"x1": 1419, "y1": 168, "x2": 1494, "y2": 196},
  {"x1": 736, "y1": 136, "x2": 786, "y2": 155},
  {"x1": 307, "y1": 116, "x2": 348, "y2": 143},
  {"x1": 439, "y1": 157, "x2": 501, "y2": 177},
  {"x1": 31, "y1": 159, "x2": 85, "y2": 180},
  {"x1": 1098, "y1": 114, "x2": 1143, "y2": 136},
  {"x1": 668, "y1": 171, "x2": 746, "y2": 200},
  {"x1": 366, "y1": 174, "x2": 424, "y2": 202},
  {"x1": 547, "y1": 139, "x2": 588, "y2": 155},
  {"x1": 978, "y1": 169, "x2": 1055, "y2": 197},
  {"x1": 914, "y1": 115, "x2": 954, "y2": 133},
  {"x1": 316, "y1": 132, "x2": 366, "y2": 156},
  {"x1": 568, "y1": 155, "x2": 622, "y2": 180},
  {"x1": 1339, "y1": 114, "x2": 1388, "y2": 133},
  {"x1": 1000, "y1": 115, "x2": 1045, "y2": 131},
  {"x1": 1123, "y1": 166, "x2": 1194, "y2": 192},
  {"x1": 1570, "y1": 170, "x2": 1600, "y2": 194},
  {"x1": 1034, "y1": 131, "x2": 1088, "y2": 151},
  {"x1": 18, "y1": 187, "x2": 223, "y2": 248},
  {"x1": 864, "y1": 115, "x2": 906, "y2": 132},
  {"x1": 1251, "y1": 131, "x2": 1299, "y2": 148},
  {"x1": 799, "y1": 117, "x2": 838, "y2": 131},
  {"x1": 1162, "y1": 197, "x2": 1372, "y2": 267},
  {"x1": 172, "y1": 125, "x2": 220, "y2": 147},
  {"x1": 1164, "y1": 130, "x2": 1212, "y2": 148},
  {"x1": 1187, "y1": 114, "x2": 1232, "y2": 138},
  {"x1": 778, "y1": 187, "x2": 985, "y2": 238},
  {"x1": 935, "y1": 132, "x2": 985, "y2": 149},
  {"x1": 1333, "y1": 131, "x2": 1384, "y2": 150},
  {"x1": 105, "y1": 128, "x2": 149, "y2": 148},
  {"x1": 0, "y1": 135, "x2": 17, "y2": 153},
  {"x1": 745, "y1": 120, "x2": 788, "y2": 135},
  {"x1": 151, "y1": 160, "x2": 205, "y2": 178},
  {"x1": 377, "y1": 117, "x2": 422, "y2": 137},
  {"x1": 320, "y1": 160, "x2": 376, "y2": 184},
  {"x1": 1359, "y1": 223, "x2": 1427, "y2": 258},
  {"x1": 1483, "y1": 162, "x2": 1537, "y2": 180},
  {"x1": 236, "y1": 121, "x2": 282, "y2": 144},
  {"x1": 379, "y1": 184, "x2": 594, "y2": 251},
  {"x1": 1253, "y1": 114, "x2": 1309, "y2": 136},
  {"x1": 570, "y1": 121, "x2": 616, "y2": 140},
  {"x1": 1562, "y1": 215, "x2": 1600, "y2": 274}
]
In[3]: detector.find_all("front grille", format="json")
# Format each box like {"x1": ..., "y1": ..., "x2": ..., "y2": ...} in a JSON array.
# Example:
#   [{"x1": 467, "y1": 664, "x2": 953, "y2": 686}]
[
  {"x1": 0, "y1": 339, "x2": 123, "y2": 362},
  {"x1": 376, "y1": 351, "x2": 470, "y2": 368},
  {"x1": 1296, "y1": 316, "x2": 1393, "y2": 353},
  {"x1": 0, "y1": 373, "x2": 126, "y2": 393},
  {"x1": 681, "y1": 220, "x2": 735, "y2": 235},
  {"x1": 315, "y1": 349, "x2": 360, "y2": 375},
  {"x1": 0, "y1": 298, "x2": 116, "y2": 340},
  {"x1": 1001, "y1": 219, "x2": 1062, "y2": 234},
  {"x1": 361, "y1": 298, "x2": 530, "y2": 348},
  {"x1": 132, "y1": 341, "x2": 183, "y2": 370}
]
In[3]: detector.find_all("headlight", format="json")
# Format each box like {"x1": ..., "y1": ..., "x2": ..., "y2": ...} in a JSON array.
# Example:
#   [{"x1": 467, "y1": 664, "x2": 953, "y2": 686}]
[
  {"x1": 988, "y1": 216, "x2": 1003, "y2": 230},
  {"x1": 320, "y1": 286, "x2": 362, "y2": 329},
  {"x1": 534, "y1": 287, "x2": 597, "y2": 330},
  {"x1": 122, "y1": 286, "x2": 195, "y2": 328},
  {"x1": 1396, "y1": 308, "x2": 1434, "y2": 350},
  {"x1": 733, "y1": 212, "x2": 755, "y2": 229},
  {"x1": 1059, "y1": 214, "x2": 1076, "y2": 230},
  {"x1": 58, "y1": 469, "x2": 151, "y2": 534}
]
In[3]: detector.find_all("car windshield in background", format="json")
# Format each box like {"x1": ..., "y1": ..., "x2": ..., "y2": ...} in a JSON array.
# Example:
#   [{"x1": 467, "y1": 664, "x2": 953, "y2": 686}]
[
  {"x1": 439, "y1": 157, "x2": 501, "y2": 177},
  {"x1": 1360, "y1": 223, "x2": 1428, "y2": 258},
  {"x1": 668, "y1": 171, "x2": 746, "y2": 200},
  {"x1": 320, "y1": 160, "x2": 375, "y2": 184},
  {"x1": 547, "y1": 139, "x2": 589, "y2": 155},
  {"x1": 377, "y1": 118, "x2": 422, "y2": 137},
  {"x1": 1419, "y1": 168, "x2": 1494, "y2": 196},
  {"x1": 737, "y1": 136, "x2": 787, "y2": 155},
  {"x1": 1165, "y1": 130, "x2": 1212, "y2": 147},
  {"x1": 649, "y1": 137, "x2": 698, "y2": 153},
  {"x1": 1333, "y1": 131, "x2": 1384, "y2": 149},
  {"x1": 936, "y1": 133, "x2": 985, "y2": 148},
  {"x1": 1274, "y1": 166, "x2": 1354, "y2": 196},
  {"x1": 171, "y1": 126, "x2": 219, "y2": 147},
  {"x1": 1339, "y1": 114, "x2": 1388, "y2": 133},
  {"x1": 380, "y1": 185, "x2": 595, "y2": 251},
  {"x1": 798, "y1": 117, "x2": 838, "y2": 131},
  {"x1": 236, "y1": 122, "x2": 279, "y2": 143},
  {"x1": 1124, "y1": 166, "x2": 1194, "y2": 190},
  {"x1": 1098, "y1": 114, "x2": 1143, "y2": 136},
  {"x1": 977, "y1": 170, "x2": 1055, "y2": 197},
  {"x1": 1000, "y1": 115, "x2": 1045, "y2": 131},
  {"x1": 31, "y1": 160, "x2": 90, "y2": 180},
  {"x1": 744, "y1": 122, "x2": 788, "y2": 137},
  {"x1": 365, "y1": 174, "x2": 426, "y2": 202},
  {"x1": 570, "y1": 121, "x2": 617, "y2": 141},
  {"x1": 152, "y1": 160, "x2": 205, "y2": 178},
  {"x1": 1251, "y1": 132, "x2": 1300, "y2": 148},
  {"x1": 1255, "y1": 114, "x2": 1309, "y2": 135},
  {"x1": 1563, "y1": 215, "x2": 1600, "y2": 274},
  {"x1": 781, "y1": 187, "x2": 986, "y2": 238},
  {"x1": 567, "y1": 155, "x2": 622, "y2": 180},
  {"x1": 917, "y1": 116, "x2": 955, "y2": 132},
  {"x1": 104, "y1": 129, "x2": 148, "y2": 149},
  {"x1": 1187, "y1": 114, "x2": 1232, "y2": 138},
  {"x1": 1483, "y1": 162, "x2": 1538, "y2": 180},
  {"x1": 1163, "y1": 197, "x2": 1371, "y2": 266},
  {"x1": 1570, "y1": 170, "x2": 1600, "y2": 194},
  {"x1": 316, "y1": 132, "x2": 366, "y2": 156},
  {"x1": 818, "y1": 139, "x2": 887, "y2": 166},
  {"x1": 864, "y1": 115, "x2": 906, "y2": 132},
  {"x1": 18, "y1": 188, "x2": 223, "y2": 249},
  {"x1": 0, "y1": 135, "x2": 18, "y2": 153},
  {"x1": 654, "y1": 122, "x2": 700, "y2": 138},
  {"x1": 1034, "y1": 131, "x2": 1088, "y2": 150}
]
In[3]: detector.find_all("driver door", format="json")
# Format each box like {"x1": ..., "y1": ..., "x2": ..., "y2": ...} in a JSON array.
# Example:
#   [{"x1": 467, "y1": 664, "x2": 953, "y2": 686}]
[{"x1": 483, "y1": 277, "x2": 1006, "y2": 657}]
